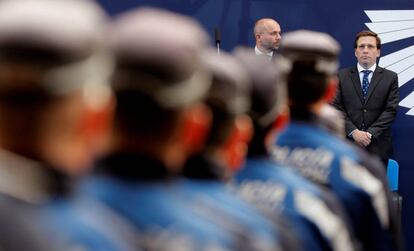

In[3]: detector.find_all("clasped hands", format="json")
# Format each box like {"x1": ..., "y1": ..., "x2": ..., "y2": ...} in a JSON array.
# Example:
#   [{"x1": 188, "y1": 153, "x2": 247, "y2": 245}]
[{"x1": 352, "y1": 129, "x2": 372, "y2": 147}]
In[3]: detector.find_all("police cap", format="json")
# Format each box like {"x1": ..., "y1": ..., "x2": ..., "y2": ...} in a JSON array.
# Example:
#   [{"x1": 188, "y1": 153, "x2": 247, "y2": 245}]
[
  {"x1": 109, "y1": 7, "x2": 211, "y2": 109},
  {"x1": 280, "y1": 30, "x2": 340, "y2": 75},
  {"x1": 202, "y1": 49, "x2": 250, "y2": 117},
  {"x1": 0, "y1": 0, "x2": 110, "y2": 96}
]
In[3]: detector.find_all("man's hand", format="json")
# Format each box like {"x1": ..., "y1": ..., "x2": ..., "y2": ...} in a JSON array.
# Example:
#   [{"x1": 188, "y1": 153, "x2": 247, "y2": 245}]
[{"x1": 352, "y1": 129, "x2": 372, "y2": 147}]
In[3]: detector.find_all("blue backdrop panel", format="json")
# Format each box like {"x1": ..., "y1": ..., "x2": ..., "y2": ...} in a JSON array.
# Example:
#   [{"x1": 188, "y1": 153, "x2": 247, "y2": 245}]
[{"x1": 97, "y1": 1, "x2": 414, "y2": 249}]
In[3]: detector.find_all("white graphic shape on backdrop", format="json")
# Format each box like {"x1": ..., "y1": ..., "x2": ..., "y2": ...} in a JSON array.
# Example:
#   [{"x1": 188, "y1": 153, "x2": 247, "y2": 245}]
[{"x1": 365, "y1": 10, "x2": 414, "y2": 115}]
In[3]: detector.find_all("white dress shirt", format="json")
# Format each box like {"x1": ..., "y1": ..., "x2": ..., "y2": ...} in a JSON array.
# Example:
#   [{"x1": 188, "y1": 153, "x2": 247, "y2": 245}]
[
  {"x1": 357, "y1": 63, "x2": 376, "y2": 87},
  {"x1": 255, "y1": 46, "x2": 273, "y2": 59}
]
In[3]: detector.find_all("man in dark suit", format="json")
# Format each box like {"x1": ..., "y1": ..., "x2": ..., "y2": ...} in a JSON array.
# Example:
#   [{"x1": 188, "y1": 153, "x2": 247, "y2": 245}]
[{"x1": 333, "y1": 30, "x2": 399, "y2": 166}]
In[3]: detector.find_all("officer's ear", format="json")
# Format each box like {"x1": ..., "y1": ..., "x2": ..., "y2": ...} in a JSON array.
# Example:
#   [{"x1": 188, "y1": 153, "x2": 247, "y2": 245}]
[
  {"x1": 323, "y1": 76, "x2": 338, "y2": 103},
  {"x1": 179, "y1": 102, "x2": 212, "y2": 157},
  {"x1": 157, "y1": 102, "x2": 212, "y2": 174},
  {"x1": 219, "y1": 114, "x2": 253, "y2": 173},
  {"x1": 265, "y1": 106, "x2": 289, "y2": 149},
  {"x1": 271, "y1": 105, "x2": 290, "y2": 132},
  {"x1": 52, "y1": 90, "x2": 115, "y2": 175},
  {"x1": 78, "y1": 91, "x2": 115, "y2": 159}
]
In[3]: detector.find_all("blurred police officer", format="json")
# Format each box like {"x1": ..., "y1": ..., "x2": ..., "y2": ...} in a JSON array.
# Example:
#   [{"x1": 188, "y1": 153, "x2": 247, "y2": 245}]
[
  {"x1": 177, "y1": 50, "x2": 296, "y2": 251},
  {"x1": 272, "y1": 30, "x2": 402, "y2": 251},
  {"x1": 80, "y1": 7, "x2": 253, "y2": 251},
  {"x1": 231, "y1": 48, "x2": 358, "y2": 251},
  {"x1": 0, "y1": 0, "x2": 130, "y2": 250}
]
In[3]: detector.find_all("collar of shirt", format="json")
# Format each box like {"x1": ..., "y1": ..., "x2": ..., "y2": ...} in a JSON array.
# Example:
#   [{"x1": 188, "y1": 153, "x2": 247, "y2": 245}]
[
  {"x1": 255, "y1": 46, "x2": 273, "y2": 57},
  {"x1": 357, "y1": 63, "x2": 376, "y2": 85}
]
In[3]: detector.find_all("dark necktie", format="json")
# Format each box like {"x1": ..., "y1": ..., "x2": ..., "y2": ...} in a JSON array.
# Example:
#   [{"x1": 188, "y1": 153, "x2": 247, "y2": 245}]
[
  {"x1": 362, "y1": 70, "x2": 371, "y2": 100},
  {"x1": 361, "y1": 70, "x2": 371, "y2": 130}
]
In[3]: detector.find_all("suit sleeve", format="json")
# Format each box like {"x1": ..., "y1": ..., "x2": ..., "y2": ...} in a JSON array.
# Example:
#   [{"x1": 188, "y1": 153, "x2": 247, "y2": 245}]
[
  {"x1": 331, "y1": 72, "x2": 358, "y2": 136},
  {"x1": 366, "y1": 72, "x2": 399, "y2": 138}
]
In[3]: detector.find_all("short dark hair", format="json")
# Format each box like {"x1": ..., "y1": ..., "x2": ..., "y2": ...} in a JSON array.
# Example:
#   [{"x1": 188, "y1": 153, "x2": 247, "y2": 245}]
[
  {"x1": 113, "y1": 90, "x2": 181, "y2": 141},
  {"x1": 288, "y1": 60, "x2": 329, "y2": 107},
  {"x1": 354, "y1": 30, "x2": 381, "y2": 50}
]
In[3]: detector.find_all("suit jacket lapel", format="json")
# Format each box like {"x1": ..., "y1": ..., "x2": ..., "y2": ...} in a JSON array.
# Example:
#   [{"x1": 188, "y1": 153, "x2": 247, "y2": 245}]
[
  {"x1": 349, "y1": 67, "x2": 364, "y2": 103},
  {"x1": 365, "y1": 67, "x2": 383, "y2": 103}
]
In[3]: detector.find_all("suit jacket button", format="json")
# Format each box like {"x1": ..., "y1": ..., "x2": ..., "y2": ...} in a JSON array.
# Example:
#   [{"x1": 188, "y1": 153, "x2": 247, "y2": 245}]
[{"x1": 363, "y1": 109, "x2": 367, "y2": 112}]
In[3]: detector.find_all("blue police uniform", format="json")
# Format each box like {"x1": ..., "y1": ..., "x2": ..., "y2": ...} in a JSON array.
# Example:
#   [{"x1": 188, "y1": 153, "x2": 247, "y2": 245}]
[
  {"x1": 178, "y1": 154, "x2": 292, "y2": 251},
  {"x1": 81, "y1": 153, "x2": 246, "y2": 251},
  {"x1": 42, "y1": 197, "x2": 136, "y2": 251},
  {"x1": 273, "y1": 115, "x2": 400, "y2": 251},
  {"x1": 232, "y1": 156, "x2": 357, "y2": 251},
  {"x1": 0, "y1": 150, "x2": 133, "y2": 251}
]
